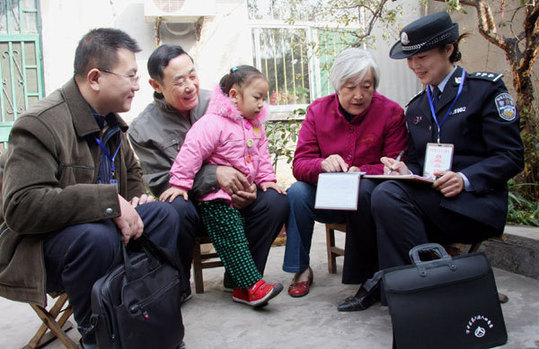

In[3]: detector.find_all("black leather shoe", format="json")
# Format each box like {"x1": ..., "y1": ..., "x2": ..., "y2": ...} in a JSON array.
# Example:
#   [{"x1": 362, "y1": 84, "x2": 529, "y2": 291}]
[
  {"x1": 338, "y1": 287, "x2": 380, "y2": 312},
  {"x1": 180, "y1": 288, "x2": 192, "y2": 305}
]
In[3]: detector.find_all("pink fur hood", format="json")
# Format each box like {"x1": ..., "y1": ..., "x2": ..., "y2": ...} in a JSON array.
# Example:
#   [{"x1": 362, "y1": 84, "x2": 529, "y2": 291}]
[{"x1": 206, "y1": 85, "x2": 269, "y2": 127}]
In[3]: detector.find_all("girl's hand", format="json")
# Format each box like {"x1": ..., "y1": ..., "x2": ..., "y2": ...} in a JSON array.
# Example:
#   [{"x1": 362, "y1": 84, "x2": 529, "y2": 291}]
[
  {"x1": 260, "y1": 182, "x2": 287, "y2": 195},
  {"x1": 159, "y1": 187, "x2": 188, "y2": 202}
]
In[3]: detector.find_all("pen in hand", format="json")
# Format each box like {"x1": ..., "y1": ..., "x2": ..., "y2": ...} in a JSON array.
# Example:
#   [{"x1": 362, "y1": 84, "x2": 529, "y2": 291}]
[{"x1": 388, "y1": 150, "x2": 406, "y2": 174}]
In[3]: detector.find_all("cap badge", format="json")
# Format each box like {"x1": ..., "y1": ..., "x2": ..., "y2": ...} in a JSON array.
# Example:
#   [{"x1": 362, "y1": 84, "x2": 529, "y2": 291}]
[{"x1": 401, "y1": 32, "x2": 410, "y2": 45}]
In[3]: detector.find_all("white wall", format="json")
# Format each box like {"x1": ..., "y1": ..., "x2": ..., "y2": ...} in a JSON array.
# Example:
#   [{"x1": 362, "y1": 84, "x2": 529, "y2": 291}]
[
  {"x1": 39, "y1": 0, "x2": 422, "y2": 123},
  {"x1": 370, "y1": 2, "x2": 423, "y2": 108}
]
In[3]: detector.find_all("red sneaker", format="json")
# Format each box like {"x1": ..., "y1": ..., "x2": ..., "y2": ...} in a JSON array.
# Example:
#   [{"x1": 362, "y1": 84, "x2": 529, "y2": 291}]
[{"x1": 232, "y1": 280, "x2": 283, "y2": 307}]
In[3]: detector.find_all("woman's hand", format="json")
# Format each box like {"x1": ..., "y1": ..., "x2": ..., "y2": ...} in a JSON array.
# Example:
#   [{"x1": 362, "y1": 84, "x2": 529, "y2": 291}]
[
  {"x1": 380, "y1": 156, "x2": 409, "y2": 175},
  {"x1": 432, "y1": 171, "x2": 464, "y2": 197},
  {"x1": 321, "y1": 154, "x2": 349, "y2": 173}
]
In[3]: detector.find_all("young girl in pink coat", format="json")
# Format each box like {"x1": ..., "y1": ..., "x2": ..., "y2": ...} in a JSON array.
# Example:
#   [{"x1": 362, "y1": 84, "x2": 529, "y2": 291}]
[{"x1": 160, "y1": 65, "x2": 285, "y2": 307}]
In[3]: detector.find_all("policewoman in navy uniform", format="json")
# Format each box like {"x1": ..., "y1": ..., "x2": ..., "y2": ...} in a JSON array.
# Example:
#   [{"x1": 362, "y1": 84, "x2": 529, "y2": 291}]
[{"x1": 338, "y1": 12, "x2": 524, "y2": 311}]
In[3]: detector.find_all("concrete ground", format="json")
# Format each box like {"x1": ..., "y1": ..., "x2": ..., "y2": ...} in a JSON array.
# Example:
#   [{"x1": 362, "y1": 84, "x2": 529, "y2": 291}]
[{"x1": 1, "y1": 223, "x2": 538, "y2": 349}]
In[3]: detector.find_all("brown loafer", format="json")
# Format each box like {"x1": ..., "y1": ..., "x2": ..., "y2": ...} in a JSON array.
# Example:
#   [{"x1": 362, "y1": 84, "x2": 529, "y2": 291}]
[{"x1": 288, "y1": 268, "x2": 313, "y2": 297}]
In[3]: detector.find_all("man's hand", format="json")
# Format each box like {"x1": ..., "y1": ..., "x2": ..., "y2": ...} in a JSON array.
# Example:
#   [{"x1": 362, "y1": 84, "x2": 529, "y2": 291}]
[
  {"x1": 231, "y1": 183, "x2": 256, "y2": 209},
  {"x1": 159, "y1": 187, "x2": 188, "y2": 202},
  {"x1": 216, "y1": 166, "x2": 251, "y2": 195},
  {"x1": 380, "y1": 156, "x2": 409, "y2": 175},
  {"x1": 130, "y1": 193, "x2": 155, "y2": 208},
  {"x1": 113, "y1": 195, "x2": 144, "y2": 245},
  {"x1": 432, "y1": 171, "x2": 464, "y2": 197},
  {"x1": 321, "y1": 154, "x2": 348, "y2": 173},
  {"x1": 261, "y1": 182, "x2": 287, "y2": 195}
]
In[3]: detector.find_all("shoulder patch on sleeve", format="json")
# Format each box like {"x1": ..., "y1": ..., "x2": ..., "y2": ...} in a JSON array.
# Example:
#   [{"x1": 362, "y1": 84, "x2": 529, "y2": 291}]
[
  {"x1": 495, "y1": 93, "x2": 517, "y2": 121},
  {"x1": 406, "y1": 89, "x2": 425, "y2": 107},
  {"x1": 469, "y1": 72, "x2": 503, "y2": 82}
]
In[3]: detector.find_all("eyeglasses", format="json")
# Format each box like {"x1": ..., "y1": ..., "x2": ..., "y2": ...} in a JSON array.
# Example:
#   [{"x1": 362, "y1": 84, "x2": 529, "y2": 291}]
[{"x1": 99, "y1": 69, "x2": 140, "y2": 84}]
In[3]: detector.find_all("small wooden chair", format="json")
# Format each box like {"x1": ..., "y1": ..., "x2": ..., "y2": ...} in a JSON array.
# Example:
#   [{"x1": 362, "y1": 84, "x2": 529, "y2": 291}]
[
  {"x1": 192, "y1": 235, "x2": 224, "y2": 293},
  {"x1": 325, "y1": 222, "x2": 347, "y2": 274},
  {"x1": 24, "y1": 293, "x2": 78, "y2": 349}
]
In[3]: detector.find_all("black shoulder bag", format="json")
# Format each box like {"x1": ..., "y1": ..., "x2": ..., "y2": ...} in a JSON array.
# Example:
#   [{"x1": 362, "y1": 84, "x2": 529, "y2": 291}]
[{"x1": 91, "y1": 234, "x2": 185, "y2": 349}]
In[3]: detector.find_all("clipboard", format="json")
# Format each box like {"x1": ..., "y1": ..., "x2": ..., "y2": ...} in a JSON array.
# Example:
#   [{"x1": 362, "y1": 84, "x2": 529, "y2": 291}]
[
  {"x1": 362, "y1": 174, "x2": 434, "y2": 184},
  {"x1": 314, "y1": 172, "x2": 362, "y2": 210}
]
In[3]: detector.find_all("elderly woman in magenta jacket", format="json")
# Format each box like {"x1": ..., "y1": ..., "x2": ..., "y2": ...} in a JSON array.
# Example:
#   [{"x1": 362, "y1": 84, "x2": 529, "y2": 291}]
[{"x1": 283, "y1": 48, "x2": 408, "y2": 297}]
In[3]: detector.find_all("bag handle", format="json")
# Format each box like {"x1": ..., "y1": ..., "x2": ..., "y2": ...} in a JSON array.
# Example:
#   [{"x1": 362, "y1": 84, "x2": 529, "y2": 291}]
[
  {"x1": 122, "y1": 234, "x2": 164, "y2": 281},
  {"x1": 408, "y1": 243, "x2": 457, "y2": 277}
]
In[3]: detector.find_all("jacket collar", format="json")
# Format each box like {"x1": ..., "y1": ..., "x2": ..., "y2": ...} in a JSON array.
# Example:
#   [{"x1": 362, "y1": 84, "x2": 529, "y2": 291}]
[
  {"x1": 61, "y1": 78, "x2": 128, "y2": 138},
  {"x1": 432, "y1": 65, "x2": 464, "y2": 113},
  {"x1": 153, "y1": 92, "x2": 207, "y2": 125},
  {"x1": 333, "y1": 91, "x2": 380, "y2": 124}
]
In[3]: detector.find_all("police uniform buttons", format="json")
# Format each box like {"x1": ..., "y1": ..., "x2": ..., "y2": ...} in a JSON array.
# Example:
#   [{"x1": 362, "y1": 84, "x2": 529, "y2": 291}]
[{"x1": 105, "y1": 207, "x2": 113, "y2": 215}]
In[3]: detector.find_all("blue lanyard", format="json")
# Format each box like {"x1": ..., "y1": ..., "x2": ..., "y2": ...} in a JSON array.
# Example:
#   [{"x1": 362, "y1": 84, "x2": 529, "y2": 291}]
[
  {"x1": 427, "y1": 69, "x2": 466, "y2": 143},
  {"x1": 95, "y1": 136, "x2": 122, "y2": 177}
]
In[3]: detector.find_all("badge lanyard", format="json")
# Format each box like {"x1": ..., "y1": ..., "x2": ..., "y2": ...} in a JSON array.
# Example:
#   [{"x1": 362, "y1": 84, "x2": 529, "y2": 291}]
[
  {"x1": 426, "y1": 69, "x2": 466, "y2": 143},
  {"x1": 95, "y1": 136, "x2": 122, "y2": 183}
]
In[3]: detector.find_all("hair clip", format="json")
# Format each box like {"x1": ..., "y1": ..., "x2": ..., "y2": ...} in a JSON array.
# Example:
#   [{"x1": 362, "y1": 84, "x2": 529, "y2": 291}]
[{"x1": 231, "y1": 66, "x2": 238, "y2": 73}]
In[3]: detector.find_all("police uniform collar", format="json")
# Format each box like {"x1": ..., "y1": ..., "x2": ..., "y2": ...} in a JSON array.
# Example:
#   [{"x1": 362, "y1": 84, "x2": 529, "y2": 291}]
[
  {"x1": 433, "y1": 65, "x2": 458, "y2": 93},
  {"x1": 390, "y1": 12, "x2": 459, "y2": 59}
]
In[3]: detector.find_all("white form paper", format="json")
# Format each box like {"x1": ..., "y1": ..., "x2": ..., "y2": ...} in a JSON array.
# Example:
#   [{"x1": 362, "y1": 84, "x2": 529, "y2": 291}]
[{"x1": 314, "y1": 172, "x2": 362, "y2": 210}]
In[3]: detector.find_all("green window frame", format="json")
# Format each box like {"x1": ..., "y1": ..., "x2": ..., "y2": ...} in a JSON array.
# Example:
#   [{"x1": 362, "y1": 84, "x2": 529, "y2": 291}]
[{"x1": 0, "y1": 0, "x2": 44, "y2": 149}]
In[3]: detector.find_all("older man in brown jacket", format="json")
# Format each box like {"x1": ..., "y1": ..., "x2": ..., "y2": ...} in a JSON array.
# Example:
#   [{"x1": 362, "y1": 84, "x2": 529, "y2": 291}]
[{"x1": 0, "y1": 29, "x2": 180, "y2": 349}]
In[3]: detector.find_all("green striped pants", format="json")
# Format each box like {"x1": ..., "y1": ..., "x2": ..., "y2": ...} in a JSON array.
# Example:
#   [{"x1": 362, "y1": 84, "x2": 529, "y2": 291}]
[{"x1": 198, "y1": 200, "x2": 262, "y2": 288}]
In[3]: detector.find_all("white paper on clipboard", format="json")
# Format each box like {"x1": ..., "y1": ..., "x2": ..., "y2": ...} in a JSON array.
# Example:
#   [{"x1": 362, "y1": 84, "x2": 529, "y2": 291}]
[{"x1": 314, "y1": 172, "x2": 362, "y2": 210}]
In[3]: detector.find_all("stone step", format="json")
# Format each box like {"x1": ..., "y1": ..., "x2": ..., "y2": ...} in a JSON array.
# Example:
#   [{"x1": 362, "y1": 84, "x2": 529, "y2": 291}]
[{"x1": 479, "y1": 225, "x2": 539, "y2": 280}]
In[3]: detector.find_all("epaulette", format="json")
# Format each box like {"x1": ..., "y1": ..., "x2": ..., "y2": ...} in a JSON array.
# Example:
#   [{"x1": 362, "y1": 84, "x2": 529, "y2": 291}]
[
  {"x1": 468, "y1": 72, "x2": 503, "y2": 82},
  {"x1": 406, "y1": 89, "x2": 425, "y2": 107}
]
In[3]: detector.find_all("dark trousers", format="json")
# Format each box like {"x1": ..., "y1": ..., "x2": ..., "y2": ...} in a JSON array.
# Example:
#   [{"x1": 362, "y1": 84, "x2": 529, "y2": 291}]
[
  {"x1": 44, "y1": 202, "x2": 180, "y2": 343},
  {"x1": 342, "y1": 179, "x2": 379, "y2": 284},
  {"x1": 170, "y1": 188, "x2": 289, "y2": 277},
  {"x1": 371, "y1": 180, "x2": 498, "y2": 270}
]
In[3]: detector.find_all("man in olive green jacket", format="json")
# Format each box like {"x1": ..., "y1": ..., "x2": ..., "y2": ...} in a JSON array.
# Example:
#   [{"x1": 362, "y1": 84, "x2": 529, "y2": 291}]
[{"x1": 0, "y1": 29, "x2": 180, "y2": 348}]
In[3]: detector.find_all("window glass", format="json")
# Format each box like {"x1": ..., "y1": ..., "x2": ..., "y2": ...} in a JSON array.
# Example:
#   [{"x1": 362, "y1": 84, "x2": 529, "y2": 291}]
[
  {"x1": 249, "y1": 1, "x2": 355, "y2": 108},
  {"x1": 254, "y1": 28, "x2": 310, "y2": 106}
]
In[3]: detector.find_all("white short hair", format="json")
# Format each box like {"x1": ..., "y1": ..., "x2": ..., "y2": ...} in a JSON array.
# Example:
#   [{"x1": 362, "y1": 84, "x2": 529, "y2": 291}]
[{"x1": 329, "y1": 48, "x2": 380, "y2": 91}]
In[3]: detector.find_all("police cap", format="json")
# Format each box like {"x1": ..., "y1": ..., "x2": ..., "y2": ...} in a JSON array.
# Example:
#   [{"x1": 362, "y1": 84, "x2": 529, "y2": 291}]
[{"x1": 389, "y1": 12, "x2": 459, "y2": 59}]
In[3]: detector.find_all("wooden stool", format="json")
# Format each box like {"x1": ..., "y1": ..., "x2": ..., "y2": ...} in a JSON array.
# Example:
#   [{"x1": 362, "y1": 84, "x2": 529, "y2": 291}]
[
  {"x1": 24, "y1": 293, "x2": 78, "y2": 349},
  {"x1": 192, "y1": 235, "x2": 224, "y2": 293},
  {"x1": 325, "y1": 222, "x2": 347, "y2": 274}
]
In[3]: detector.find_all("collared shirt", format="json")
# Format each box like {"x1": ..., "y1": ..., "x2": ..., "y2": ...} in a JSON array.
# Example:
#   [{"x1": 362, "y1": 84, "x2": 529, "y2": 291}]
[
  {"x1": 430, "y1": 65, "x2": 458, "y2": 93},
  {"x1": 429, "y1": 65, "x2": 472, "y2": 191},
  {"x1": 89, "y1": 105, "x2": 121, "y2": 184}
]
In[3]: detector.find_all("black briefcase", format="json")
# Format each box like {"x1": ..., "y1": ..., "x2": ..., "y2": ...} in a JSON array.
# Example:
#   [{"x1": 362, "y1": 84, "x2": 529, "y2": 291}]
[
  {"x1": 383, "y1": 243, "x2": 507, "y2": 349},
  {"x1": 91, "y1": 234, "x2": 185, "y2": 349}
]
